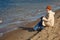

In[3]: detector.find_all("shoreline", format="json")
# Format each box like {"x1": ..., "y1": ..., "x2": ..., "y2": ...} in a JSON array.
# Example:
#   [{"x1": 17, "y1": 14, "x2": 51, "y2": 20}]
[
  {"x1": 0, "y1": 9, "x2": 60, "y2": 40},
  {"x1": 0, "y1": 18, "x2": 40, "y2": 37}
]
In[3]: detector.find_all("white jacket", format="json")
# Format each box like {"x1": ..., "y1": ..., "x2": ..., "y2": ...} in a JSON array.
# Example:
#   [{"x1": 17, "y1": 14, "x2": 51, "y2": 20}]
[{"x1": 43, "y1": 10, "x2": 55, "y2": 26}]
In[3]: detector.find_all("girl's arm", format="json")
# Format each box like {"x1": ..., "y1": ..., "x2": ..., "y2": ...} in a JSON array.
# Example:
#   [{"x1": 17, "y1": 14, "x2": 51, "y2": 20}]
[{"x1": 43, "y1": 17, "x2": 48, "y2": 22}]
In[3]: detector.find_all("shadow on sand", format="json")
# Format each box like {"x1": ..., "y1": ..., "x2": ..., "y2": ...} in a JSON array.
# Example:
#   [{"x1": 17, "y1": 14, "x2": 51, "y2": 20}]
[
  {"x1": 19, "y1": 27, "x2": 40, "y2": 40},
  {"x1": 19, "y1": 27, "x2": 36, "y2": 32},
  {"x1": 19, "y1": 26, "x2": 42, "y2": 32}
]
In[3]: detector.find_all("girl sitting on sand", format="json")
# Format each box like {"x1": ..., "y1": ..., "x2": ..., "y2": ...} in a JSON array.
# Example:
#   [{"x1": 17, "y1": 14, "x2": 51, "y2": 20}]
[
  {"x1": 33, "y1": 5, "x2": 55, "y2": 31},
  {"x1": 42, "y1": 5, "x2": 55, "y2": 27}
]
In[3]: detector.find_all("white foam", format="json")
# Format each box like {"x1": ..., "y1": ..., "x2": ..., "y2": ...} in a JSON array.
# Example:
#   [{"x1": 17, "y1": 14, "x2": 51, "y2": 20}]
[
  {"x1": 0, "y1": 20, "x2": 2, "y2": 23},
  {"x1": 0, "y1": 33, "x2": 4, "y2": 37}
]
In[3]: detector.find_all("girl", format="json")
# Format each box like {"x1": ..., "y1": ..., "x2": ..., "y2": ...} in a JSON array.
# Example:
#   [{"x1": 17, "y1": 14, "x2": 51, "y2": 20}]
[{"x1": 42, "y1": 5, "x2": 55, "y2": 27}]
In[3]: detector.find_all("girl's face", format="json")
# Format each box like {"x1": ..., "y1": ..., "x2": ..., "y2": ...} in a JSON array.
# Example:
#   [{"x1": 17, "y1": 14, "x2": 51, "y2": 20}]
[
  {"x1": 46, "y1": 9, "x2": 49, "y2": 11},
  {"x1": 46, "y1": 9, "x2": 50, "y2": 13}
]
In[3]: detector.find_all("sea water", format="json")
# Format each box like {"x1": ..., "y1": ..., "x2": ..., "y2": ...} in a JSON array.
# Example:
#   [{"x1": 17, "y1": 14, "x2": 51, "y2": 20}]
[{"x1": 0, "y1": 0, "x2": 60, "y2": 33}]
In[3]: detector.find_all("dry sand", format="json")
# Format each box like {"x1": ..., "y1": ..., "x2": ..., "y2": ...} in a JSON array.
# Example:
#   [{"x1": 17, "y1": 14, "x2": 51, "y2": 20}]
[{"x1": 0, "y1": 9, "x2": 60, "y2": 40}]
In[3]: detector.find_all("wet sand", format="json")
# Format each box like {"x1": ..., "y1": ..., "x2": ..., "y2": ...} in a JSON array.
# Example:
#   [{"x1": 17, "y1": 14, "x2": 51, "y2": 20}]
[
  {"x1": 0, "y1": 9, "x2": 60, "y2": 40},
  {"x1": 0, "y1": 18, "x2": 40, "y2": 40}
]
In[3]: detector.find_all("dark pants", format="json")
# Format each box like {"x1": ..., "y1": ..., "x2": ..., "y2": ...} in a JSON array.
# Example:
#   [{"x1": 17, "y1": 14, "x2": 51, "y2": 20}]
[{"x1": 33, "y1": 16, "x2": 44, "y2": 31}]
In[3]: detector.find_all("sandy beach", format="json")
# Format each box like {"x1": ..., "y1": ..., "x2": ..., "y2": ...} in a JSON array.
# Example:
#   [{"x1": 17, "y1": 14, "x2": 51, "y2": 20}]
[{"x1": 0, "y1": 9, "x2": 60, "y2": 40}]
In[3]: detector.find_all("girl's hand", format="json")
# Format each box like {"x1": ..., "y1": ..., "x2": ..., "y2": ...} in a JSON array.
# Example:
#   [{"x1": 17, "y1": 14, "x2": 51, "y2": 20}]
[{"x1": 43, "y1": 17, "x2": 48, "y2": 22}]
